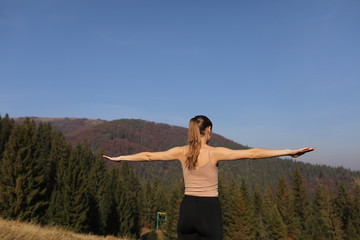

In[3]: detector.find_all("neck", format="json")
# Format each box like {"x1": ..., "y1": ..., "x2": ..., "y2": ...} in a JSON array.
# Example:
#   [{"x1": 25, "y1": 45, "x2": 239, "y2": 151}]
[{"x1": 201, "y1": 136, "x2": 208, "y2": 145}]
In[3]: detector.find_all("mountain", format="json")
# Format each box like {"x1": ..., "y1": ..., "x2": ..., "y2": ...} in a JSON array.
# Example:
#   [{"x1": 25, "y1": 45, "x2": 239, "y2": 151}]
[
  {"x1": 14, "y1": 117, "x2": 360, "y2": 193},
  {"x1": 14, "y1": 117, "x2": 107, "y2": 134}
]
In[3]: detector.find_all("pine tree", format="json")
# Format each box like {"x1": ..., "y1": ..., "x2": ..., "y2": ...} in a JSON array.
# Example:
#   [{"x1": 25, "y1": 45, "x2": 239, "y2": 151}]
[
  {"x1": 345, "y1": 219, "x2": 359, "y2": 240},
  {"x1": 222, "y1": 179, "x2": 255, "y2": 240},
  {"x1": 220, "y1": 179, "x2": 238, "y2": 240},
  {"x1": 346, "y1": 183, "x2": 360, "y2": 240},
  {"x1": 0, "y1": 114, "x2": 15, "y2": 160},
  {"x1": 87, "y1": 153, "x2": 109, "y2": 234},
  {"x1": 239, "y1": 179, "x2": 256, "y2": 239},
  {"x1": 352, "y1": 184, "x2": 360, "y2": 239},
  {"x1": 266, "y1": 205, "x2": 287, "y2": 240},
  {"x1": 100, "y1": 168, "x2": 120, "y2": 236},
  {"x1": 34, "y1": 123, "x2": 56, "y2": 222},
  {"x1": 276, "y1": 176, "x2": 298, "y2": 239},
  {"x1": 67, "y1": 144, "x2": 93, "y2": 232},
  {"x1": 140, "y1": 177, "x2": 169, "y2": 231},
  {"x1": 334, "y1": 182, "x2": 353, "y2": 240},
  {"x1": 153, "y1": 179, "x2": 169, "y2": 229},
  {"x1": 232, "y1": 188, "x2": 256, "y2": 240},
  {"x1": 115, "y1": 162, "x2": 141, "y2": 238},
  {"x1": 142, "y1": 179, "x2": 159, "y2": 229},
  {"x1": 47, "y1": 143, "x2": 92, "y2": 233},
  {"x1": 45, "y1": 130, "x2": 71, "y2": 225},
  {"x1": 142, "y1": 180, "x2": 152, "y2": 228},
  {"x1": 0, "y1": 119, "x2": 49, "y2": 222},
  {"x1": 308, "y1": 184, "x2": 343, "y2": 240},
  {"x1": 291, "y1": 169, "x2": 310, "y2": 239},
  {"x1": 253, "y1": 186, "x2": 266, "y2": 240},
  {"x1": 164, "y1": 181, "x2": 182, "y2": 240},
  {"x1": 35, "y1": 123, "x2": 53, "y2": 159},
  {"x1": 262, "y1": 186, "x2": 287, "y2": 240}
]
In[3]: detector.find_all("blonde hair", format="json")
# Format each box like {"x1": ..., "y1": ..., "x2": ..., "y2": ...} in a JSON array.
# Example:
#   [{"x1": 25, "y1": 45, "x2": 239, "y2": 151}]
[{"x1": 185, "y1": 115, "x2": 212, "y2": 170}]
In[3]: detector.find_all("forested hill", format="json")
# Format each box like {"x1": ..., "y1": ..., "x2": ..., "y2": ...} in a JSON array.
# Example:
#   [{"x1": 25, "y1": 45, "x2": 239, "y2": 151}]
[{"x1": 14, "y1": 117, "x2": 360, "y2": 192}]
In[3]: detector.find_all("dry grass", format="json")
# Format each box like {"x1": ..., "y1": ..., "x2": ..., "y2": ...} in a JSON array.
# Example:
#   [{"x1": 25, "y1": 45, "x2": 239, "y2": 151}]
[{"x1": 0, "y1": 218, "x2": 131, "y2": 240}]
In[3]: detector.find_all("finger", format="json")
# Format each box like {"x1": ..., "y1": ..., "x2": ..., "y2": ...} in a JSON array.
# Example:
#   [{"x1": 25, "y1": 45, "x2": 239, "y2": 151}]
[{"x1": 305, "y1": 147, "x2": 316, "y2": 152}]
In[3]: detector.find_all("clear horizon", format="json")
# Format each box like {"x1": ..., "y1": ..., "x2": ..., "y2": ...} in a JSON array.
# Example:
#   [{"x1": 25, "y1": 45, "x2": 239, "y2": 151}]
[{"x1": 1, "y1": 1, "x2": 359, "y2": 170}]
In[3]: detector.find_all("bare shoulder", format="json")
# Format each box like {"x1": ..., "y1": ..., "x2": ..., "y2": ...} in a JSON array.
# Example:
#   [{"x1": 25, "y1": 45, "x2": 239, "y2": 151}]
[
  {"x1": 170, "y1": 145, "x2": 187, "y2": 162},
  {"x1": 209, "y1": 146, "x2": 228, "y2": 162},
  {"x1": 168, "y1": 145, "x2": 187, "y2": 157},
  {"x1": 211, "y1": 146, "x2": 231, "y2": 154},
  {"x1": 171, "y1": 145, "x2": 187, "y2": 152}
]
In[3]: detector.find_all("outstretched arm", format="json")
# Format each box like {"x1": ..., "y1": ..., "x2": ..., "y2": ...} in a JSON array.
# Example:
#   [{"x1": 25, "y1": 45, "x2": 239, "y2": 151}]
[
  {"x1": 213, "y1": 147, "x2": 315, "y2": 162},
  {"x1": 103, "y1": 146, "x2": 184, "y2": 162}
]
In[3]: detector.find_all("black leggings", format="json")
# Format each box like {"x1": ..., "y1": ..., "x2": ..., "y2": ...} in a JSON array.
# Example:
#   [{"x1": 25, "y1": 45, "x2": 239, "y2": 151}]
[{"x1": 177, "y1": 195, "x2": 223, "y2": 240}]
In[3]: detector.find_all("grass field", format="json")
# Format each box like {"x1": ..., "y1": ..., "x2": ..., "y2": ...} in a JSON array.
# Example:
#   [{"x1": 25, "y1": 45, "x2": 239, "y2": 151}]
[{"x1": 0, "y1": 218, "x2": 130, "y2": 240}]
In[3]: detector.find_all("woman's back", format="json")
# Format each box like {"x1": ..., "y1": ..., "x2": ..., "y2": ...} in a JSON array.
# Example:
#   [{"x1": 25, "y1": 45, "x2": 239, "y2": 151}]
[{"x1": 181, "y1": 145, "x2": 219, "y2": 197}]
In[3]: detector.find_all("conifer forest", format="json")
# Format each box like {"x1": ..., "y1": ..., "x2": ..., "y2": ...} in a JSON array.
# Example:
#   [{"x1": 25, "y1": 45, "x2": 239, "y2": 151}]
[{"x1": 0, "y1": 114, "x2": 359, "y2": 240}]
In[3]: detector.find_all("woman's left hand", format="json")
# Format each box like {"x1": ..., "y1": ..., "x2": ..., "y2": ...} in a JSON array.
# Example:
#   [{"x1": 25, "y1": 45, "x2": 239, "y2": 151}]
[
  {"x1": 289, "y1": 147, "x2": 316, "y2": 158},
  {"x1": 103, "y1": 155, "x2": 118, "y2": 161}
]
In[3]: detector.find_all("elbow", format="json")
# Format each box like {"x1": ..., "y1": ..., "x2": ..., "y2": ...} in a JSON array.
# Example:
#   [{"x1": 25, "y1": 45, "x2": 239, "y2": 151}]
[
  {"x1": 248, "y1": 149, "x2": 259, "y2": 159},
  {"x1": 144, "y1": 152, "x2": 152, "y2": 161}
]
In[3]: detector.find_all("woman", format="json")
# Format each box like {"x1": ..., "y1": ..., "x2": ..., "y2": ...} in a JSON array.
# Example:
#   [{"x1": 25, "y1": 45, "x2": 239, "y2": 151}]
[{"x1": 103, "y1": 115, "x2": 315, "y2": 240}]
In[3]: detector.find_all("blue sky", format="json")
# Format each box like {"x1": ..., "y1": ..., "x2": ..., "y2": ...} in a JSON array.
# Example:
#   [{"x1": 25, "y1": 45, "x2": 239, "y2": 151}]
[{"x1": 1, "y1": 0, "x2": 359, "y2": 170}]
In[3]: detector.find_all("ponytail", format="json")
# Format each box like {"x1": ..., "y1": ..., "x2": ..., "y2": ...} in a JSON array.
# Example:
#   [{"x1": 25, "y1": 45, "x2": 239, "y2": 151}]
[{"x1": 185, "y1": 115, "x2": 213, "y2": 170}]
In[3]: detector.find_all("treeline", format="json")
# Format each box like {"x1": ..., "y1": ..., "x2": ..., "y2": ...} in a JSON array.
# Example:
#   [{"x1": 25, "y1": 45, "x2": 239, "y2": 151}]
[
  {"x1": 51, "y1": 117, "x2": 360, "y2": 194},
  {"x1": 0, "y1": 115, "x2": 142, "y2": 238},
  {"x1": 219, "y1": 172, "x2": 360, "y2": 240},
  {"x1": 0, "y1": 115, "x2": 184, "y2": 239},
  {"x1": 1, "y1": 115, "x2": 360, "y2": 240}
]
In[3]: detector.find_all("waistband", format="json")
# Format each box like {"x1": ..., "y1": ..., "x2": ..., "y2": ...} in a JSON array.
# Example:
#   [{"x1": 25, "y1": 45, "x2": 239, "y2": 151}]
[{"x1": 184, "y1": 195, "x2": 219, "y2": 199}]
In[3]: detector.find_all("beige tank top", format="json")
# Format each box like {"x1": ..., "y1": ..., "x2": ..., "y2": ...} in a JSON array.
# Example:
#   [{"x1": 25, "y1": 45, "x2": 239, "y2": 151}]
[{"x1": 181, "y1": 149, "x2": 219, "y2": 197}]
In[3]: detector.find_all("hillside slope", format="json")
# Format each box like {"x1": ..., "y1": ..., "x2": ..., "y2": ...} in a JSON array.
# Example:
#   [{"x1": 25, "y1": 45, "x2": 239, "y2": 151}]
[
  {"x1": 15, "y1": 117, "x2": 360, "y2": 192},
  {"x1": 0, "y1": 217, "x2": 126, "y2": 240}
]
